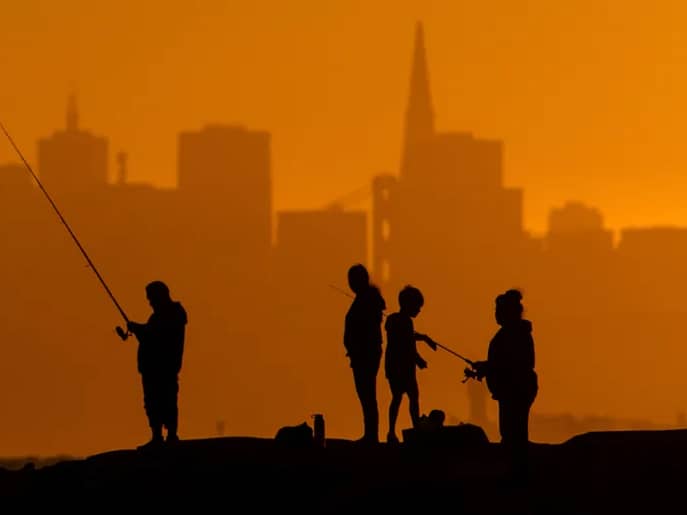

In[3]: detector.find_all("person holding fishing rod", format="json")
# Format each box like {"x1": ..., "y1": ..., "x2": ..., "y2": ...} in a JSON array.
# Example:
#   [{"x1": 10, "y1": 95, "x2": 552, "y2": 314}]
[
  {"x1": 127, "y1": 281, "x2": 188, "y2": 450},
  {"x1": 466, "y1": 289, "x2": 538, "y2": 479},
  {"x1": 384, "y1": 285, "x2": 438, "y2": 444},
  {"x1": 0, "y1": 123, "x2": 188, "y2": 451}
]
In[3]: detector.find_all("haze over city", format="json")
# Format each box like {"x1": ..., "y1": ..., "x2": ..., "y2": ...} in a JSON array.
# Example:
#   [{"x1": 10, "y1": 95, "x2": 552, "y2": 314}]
[
  {"x1": 2, "y1": 1, "x2": 687, "y2": 459},
  {"x1": 4, "y1": 1, "x2": 687, "y2": 234}
]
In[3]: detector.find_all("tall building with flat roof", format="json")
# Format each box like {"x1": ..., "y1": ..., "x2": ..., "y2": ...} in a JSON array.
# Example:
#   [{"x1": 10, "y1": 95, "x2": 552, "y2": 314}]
[
  {"x1": 616, "y1": 227, "x2": 687, "y2": 311},
  {"x1": 546, "y1": 202, "x2": 614, "y2": 253},
  {"x1": 177, "y1": 124, "x2": 272, "y2": 258},
  {"x1": 271, "y1": 207, "x2": 368, "y2": 422}
]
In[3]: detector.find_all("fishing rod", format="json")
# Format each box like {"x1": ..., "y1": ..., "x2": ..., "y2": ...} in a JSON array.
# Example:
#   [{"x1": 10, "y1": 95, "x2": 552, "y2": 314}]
[
  {"x1": 430, "y1": 341, "x2": 474, "y2": 366},
  {"x1": 1, "y1": 121, "x2": 130, "y2": 340},
  {"x1": 329, "y1": 283, "x2": 474, "y2": 365},
  {"x1": 328, "y1": 284, "x2": 355, "y2": 301}
]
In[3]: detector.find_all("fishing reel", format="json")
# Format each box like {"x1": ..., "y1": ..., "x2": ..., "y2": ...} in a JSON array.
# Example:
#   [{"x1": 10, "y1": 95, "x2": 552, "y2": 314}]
[
  {"x1": 462, "y1": 366, "x2": 485, "y2": 384},
  {"x1": 115, "y1": 326, "x2": 130, "y2": 341}
]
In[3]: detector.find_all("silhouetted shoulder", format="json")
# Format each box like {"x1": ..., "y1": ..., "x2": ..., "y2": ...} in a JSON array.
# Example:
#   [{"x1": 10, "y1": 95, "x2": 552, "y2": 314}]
[
  {"x1": 172, "y1": 301, "x2": 188, "y2": 325},
  {"x1": 384, "y1": 312, "x2": 399, "y2": 332},
  {"x1": 366, "y1": 285, "x2": 386, "y2": 312},
  {"x1": 384, "y1": 312, "x2": 412, "y2": 335}
]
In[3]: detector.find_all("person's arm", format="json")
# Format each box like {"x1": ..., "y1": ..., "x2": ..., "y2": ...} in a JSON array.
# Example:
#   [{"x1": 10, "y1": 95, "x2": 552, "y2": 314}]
[
  {"x1": 343, "y1": 302, "x2": 358, "y2": 357},
  {"x1": 415, "y1": 332, "x2": 437, "y2": 351},
  {"x1": 128, "y1": 311, "x2": 160, "y2": 342},
  {"x1": 472, "y1": 360, "x2": 489, "y2": 379},
  {"x1": 127, "y1": 321, "x2": 146, "y2": 337},
  {"x1": 415, "y1": 351, "x2": 428, "y2": 369},
  {"x1": 343, "y1": 321, "x2": 352, "y2": 357}
]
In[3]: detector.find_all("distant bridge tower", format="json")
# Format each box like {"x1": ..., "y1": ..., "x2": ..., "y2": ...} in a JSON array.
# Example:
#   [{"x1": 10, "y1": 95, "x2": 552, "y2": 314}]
[{"x1": 372, "y1": 174, "x2": 398, "y2": 286}]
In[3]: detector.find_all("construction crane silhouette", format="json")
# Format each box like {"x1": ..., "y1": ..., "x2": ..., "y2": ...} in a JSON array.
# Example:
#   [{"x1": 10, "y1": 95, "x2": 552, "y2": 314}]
[{"x1": 325, "y1": 185, "x2": 371, "y2": 211}]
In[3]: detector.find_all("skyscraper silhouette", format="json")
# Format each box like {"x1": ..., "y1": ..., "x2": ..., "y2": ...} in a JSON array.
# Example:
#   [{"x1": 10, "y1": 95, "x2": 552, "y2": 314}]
[
  {"x1": 400, "y1": 22, "x2": 435, "y2": 183},
  {"x1": 38, "y1": 95, "x2": 108, "y2": 197},
  {"x1": 372, "y1": 23, "x2": 531, "y2": 340}
]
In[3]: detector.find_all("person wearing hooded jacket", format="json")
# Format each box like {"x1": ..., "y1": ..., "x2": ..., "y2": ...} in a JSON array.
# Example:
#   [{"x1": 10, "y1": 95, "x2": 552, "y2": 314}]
[
  {"x1": 343, "y1": 264, "x2": 386, "y2": 444},
  {"x1": 127, "y1": 281, "x2": 188, "y2": 449},
  {"x1": 472, "y1": 289, "x2": 538, "y2": 474}
]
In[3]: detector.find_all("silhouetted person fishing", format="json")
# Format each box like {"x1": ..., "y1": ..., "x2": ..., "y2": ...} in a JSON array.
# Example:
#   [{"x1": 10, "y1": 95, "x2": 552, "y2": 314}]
[
  {"x1": 343, "y1": 264, "x2": 386, "y2": 444},
  {"x1": 468, "y1": 289, "x2": 538, "y2": 478},
  {"x1": 127, "y1": 281, "x2": 188, "y2": 450},
  {"x1": 384, "y1": 285, "x2": 437, "y2": 444}
]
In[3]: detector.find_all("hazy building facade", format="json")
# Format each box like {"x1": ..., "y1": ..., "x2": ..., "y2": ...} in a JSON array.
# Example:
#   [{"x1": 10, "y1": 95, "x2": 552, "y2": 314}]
[
  {"x1": 5, "y1": 25, "x2": 687, "y2": 455},
  {"x1": 372, "y1": 23, "x2": 533, "y2": 344},
  {"x1": 177, "y1": 124, "x2": 272, "y2": 262},
  {"x1": 172, "y1": 123, "x2": 275, "y2": 342},
  {"x1": 38, "y1": 95, "x2": 108, "y2": 197},
  {"x1": 616, "y1": 227, "x2": 687, "y2": 312}
]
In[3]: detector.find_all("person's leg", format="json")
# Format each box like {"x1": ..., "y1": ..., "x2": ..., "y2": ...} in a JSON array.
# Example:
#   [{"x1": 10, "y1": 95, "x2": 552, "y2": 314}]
[
  {"x1": 510, "y1": 399, "x2": 533, "y2": 479},
  {"x1": 513, "y1": 399, "x2": 530, "y2": 443},
  {"x1": 353, "y1": 365, "x2": 372, "y2": 441},
  {"x1": 164, "y1": 374, "x2": 180, "y2": 442},
  {"x1": 362, "y1": 359, "x2": 380, "y2": 442},
  {"x1": 140, "y1": 375, "x2": 163, "y2": 448},
  {"x1": 408, "y1": 379, "x2": 420, "y2": 428},
  {"x1": 387, "y1": 384, "x2": 403, "y2": 443},
  {"x1": 499, "y1": 399, "x2": 531, "y2": 481},
  {"x1": 372, "y1": 357, "x2": 381, "y2": 439},
  {"x1": 354, "y1": 362, "x2": 379, "y2": 442},
  {"x1": 498, "y1": 400, "x2": 515, "y2": 446}
]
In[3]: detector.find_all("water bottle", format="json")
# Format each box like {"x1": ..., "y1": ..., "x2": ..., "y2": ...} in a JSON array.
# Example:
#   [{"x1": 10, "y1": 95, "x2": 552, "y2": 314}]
[{"x1": 312, "y1": 413, "x2": 325, "y2": 448}]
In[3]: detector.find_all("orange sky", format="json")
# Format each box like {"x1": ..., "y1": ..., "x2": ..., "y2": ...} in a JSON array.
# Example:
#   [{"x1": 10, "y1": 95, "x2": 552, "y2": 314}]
[
  {"x1": 2, "y1": 0, "x2": 687, "y2": 235},
  {"x1": 4, "y1": 1, "x2": 687, "y2": 456}
]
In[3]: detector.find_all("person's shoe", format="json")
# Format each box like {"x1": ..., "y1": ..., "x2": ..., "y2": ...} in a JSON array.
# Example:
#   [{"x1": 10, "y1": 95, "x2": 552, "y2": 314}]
[
  {"x1": 166, "y1": 433, "x2": 180, "y2": 445},
  {"x1": 386, "y1": 432, "x2": 400, "y2": 445},
  {"x1": 354, "y1": 435, "x2": 379, "y2": 446},
  {"x1": 137, "y1": 437, "x2": 164, "y2": 451}
]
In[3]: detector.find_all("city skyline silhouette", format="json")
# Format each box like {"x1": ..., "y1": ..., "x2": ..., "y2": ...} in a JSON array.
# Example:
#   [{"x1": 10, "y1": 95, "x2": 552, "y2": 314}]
[
  {"x1": 5, "y1": 1, "x2": 687, "y2": 235},
  {"x1": 2, "y1": 17, "x2": 687, "y2": 458}
]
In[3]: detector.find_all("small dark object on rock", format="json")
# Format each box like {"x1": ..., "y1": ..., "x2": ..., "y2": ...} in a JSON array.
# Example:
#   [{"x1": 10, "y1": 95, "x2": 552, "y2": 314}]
[{"x1": 275, "y1": 422, "x2": 314, "y2": 447}]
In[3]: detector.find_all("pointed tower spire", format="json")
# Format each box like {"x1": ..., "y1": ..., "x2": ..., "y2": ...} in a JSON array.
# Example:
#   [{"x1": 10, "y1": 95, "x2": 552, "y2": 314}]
[
  {"x1": 404, "y1": 22, "x2": 435, "y2": 143},
  {"x1": 66, "y1": 92, "x2": 78, "y2": 132}
]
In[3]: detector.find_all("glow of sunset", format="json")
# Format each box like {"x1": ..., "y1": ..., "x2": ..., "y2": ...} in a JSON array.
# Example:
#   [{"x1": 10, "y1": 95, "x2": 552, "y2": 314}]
[{"x1": 3, "y1": 1, "x2": 687, "y2": 458}]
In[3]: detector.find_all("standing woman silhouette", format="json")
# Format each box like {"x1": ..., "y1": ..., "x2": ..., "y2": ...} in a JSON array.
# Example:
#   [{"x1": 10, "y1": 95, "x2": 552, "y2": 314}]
[
  {"x1": 473, "y1": 289, "x2": 538, "y2": 477},
  {"x1": 343, "y1": 264, "x2": 386, "y2": 444}
]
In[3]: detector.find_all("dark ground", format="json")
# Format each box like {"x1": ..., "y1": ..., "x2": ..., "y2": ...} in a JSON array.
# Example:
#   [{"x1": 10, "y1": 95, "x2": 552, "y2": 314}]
[{"x1": 2, "y1": 426, "x2": 686, "y2": 513}]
